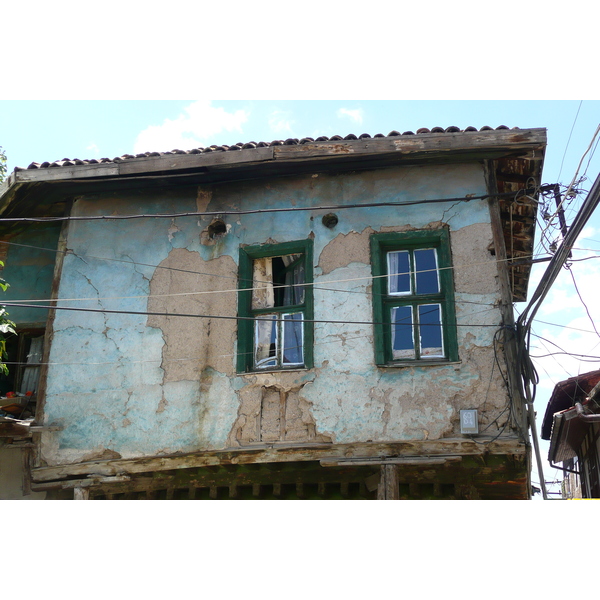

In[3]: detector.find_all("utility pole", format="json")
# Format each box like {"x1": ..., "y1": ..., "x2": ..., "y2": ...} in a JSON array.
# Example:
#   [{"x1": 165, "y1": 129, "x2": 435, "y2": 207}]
[{"x1": 517, "y1": 171, "x2": 600, "y2": 500}]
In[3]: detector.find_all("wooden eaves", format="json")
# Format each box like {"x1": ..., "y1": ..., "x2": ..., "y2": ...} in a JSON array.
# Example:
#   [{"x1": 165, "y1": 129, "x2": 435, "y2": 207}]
[{"x1": 0, "y1": 127, "x2": 546, "y2": 299}]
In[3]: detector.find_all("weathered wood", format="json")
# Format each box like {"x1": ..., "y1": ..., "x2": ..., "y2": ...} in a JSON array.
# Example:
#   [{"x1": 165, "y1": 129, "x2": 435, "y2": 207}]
[
  {"x1": 274, "y1": 129, "x2": 546, "y2": 162},
  {"x1": 73, "y1": 487, "x2": 90, "y2": 500},
  {"x1": 377, "y1": 465, "x2": 400, "y2": 500},
  {"x1": 118, "y1": 147, "x2": 275, "y2": 176},
  {"x1": 21, "y1": 447, "x2": 32, "y2": 496},
  {"x1": 485, "y1": 160, "x2": 528, "y2": 436},
  {"x1": 0, "y1": 422, "x2": 31, "y2": 438},
  {"x1": 14, "y1": 163, "x2": 120, "y2": 183},
  {"x1": 9, "y1": 130, "x2": 546, "y2": 187},
  {"x1": 31, "y1": 474, "x2": 131, "y2": 492},
  {"x1": 31, "y1": 438, "x2": 527, "y2": 483},
  {"x1": 320, "y1": 456, "x2": 462, "y2": 467},
  {"x1": 28, "y1": 426, "x2": 63, "y2": 433},
  {"x1": 53, "y1": 454, "x2": 527, "y2": 499},
  {"x1": 455, "y1": 484, "x2": 481, "y2": 500}
]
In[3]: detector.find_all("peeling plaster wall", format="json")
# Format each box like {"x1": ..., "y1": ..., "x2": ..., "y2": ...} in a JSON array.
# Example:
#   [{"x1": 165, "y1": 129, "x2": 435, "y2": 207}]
[{"x1": 40, "y1": 164, "x2": 513, "y2": 465}]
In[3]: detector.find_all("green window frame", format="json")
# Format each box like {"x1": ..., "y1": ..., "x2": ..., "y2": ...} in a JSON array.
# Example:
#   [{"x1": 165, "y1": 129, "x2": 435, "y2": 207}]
[
  {"x1": 237, "y1": 240, "x2": 314, "y2": 373},
  {"x1": 370, "y1": 229, "x2": 458, "y2": 365}
]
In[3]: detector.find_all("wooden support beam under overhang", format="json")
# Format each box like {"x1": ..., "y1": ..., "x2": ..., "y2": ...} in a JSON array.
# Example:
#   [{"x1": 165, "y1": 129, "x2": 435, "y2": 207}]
[
  {"x1": 31, "y1": 438, "x2": 528, "y2": 484},
  {"x1": 31, "y1": 452, "x2": 530, "y2": 499}
]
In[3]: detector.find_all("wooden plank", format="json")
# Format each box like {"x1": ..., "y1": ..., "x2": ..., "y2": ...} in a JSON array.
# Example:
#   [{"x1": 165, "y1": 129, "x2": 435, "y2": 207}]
[
  {"x1": 117, "y1": 147, "x2": 274, "y2": 175},
  {"x1": 22, "y1": 447, "x2": 32, "y2": 496},
  {"x1": 10, "y1": 148, "x2": 275, "y2": 182},
  {"x1": 73, "y1": 487, "x2": 90, "y2": 500},
  {"x1": 485, "y1": 161, "x2": 528, "y2": 435},
  {"x1": 0, "y1": 422, "x2": 31, "y2": 437},
  {"x1": 29, "y1": 426, "x2": 63, "y2": 433},
  {"x1": 14, "y1": 163, "x2": 119, "y2": 182},
  {"x1": 31, "y1": 438, "x2": 527, "y2": 483},
  {"x1": 31, "y1": 475, "x2": 131, "y2": 491},
  {"x1": 377, "y1": 465, "x2": 399, "y2": 500},
  {"x1": 7, "y1": 130, "x2": 546, "y2": 186},
  {"x1": 321, "y1": 456, "x2": 462, "y2": 467},
  {"x1": 273, "y1": 129, "x2": 547, "y2": 161}
]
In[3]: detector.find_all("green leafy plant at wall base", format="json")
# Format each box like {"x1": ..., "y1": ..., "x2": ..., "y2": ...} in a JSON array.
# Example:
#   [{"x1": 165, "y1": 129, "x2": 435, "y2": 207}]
[{"x1": 0, "y1": 262, "x2": 15, "y2": 377}]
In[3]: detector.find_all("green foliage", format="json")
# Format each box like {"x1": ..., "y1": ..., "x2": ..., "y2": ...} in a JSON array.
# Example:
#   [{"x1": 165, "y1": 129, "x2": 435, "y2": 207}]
[
  {"x1": 0, "y1": 260, "x2": 14, "y2": 377},
  {"x1": 0, "y1": 146, "x2": 6, "y2": 183}
]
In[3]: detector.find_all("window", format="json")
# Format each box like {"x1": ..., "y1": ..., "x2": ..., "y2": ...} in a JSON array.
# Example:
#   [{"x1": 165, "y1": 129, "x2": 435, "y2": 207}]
[
  {"x1": 237, "y1": 240, "x2": 313, "y2": 372},
  {"x1": 370, "y1": 229, "x2": 458, "y2": 365}
]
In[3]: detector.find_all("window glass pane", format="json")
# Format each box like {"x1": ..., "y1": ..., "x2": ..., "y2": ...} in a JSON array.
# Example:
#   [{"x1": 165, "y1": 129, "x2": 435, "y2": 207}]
[
  {"x1": 391, "y1": 306, "x2": 415, "y2": 359},
  {"x1": 283, "y1": 256, "x2": 305, "y2": 306},
  {"x1": 387, "y1": 251, "x2": 411, "y2": 295},
  {"x1": 255, "y1": 315, "x2": 278, "y2": 368},
  {"x1": 414, "y1": 248, "x2": 439, "y2": 294},
  {"x1": 418, "y1": 304, "x2": 444, "y2": 357},
  {"x1": 282, "y1": 313, "x2": 304, "y2": 365}
]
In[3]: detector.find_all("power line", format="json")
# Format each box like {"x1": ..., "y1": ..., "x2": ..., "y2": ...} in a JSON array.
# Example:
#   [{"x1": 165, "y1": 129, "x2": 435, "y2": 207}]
[
  {"x1": 0, "y1": 239, "x2": 553, "y2": 305},
  {"x1": 1, "y1": 300, "x2": 503, "y2": 328},
  {"x1": 566, "y1": 265, "x2": 600, "y2": 339},
  {"x1": 557, "y1": 101, "x2": 583, "y2": 182},
  {"x1": 0, "y1": 188, "x2": 549, "y2": 223}
]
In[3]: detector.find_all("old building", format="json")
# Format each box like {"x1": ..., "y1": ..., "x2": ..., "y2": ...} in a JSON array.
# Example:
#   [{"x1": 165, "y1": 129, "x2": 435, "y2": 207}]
[
  {"x1": 0, "y1": 126, "x2": 546, "y2": 499},
  {"x1": 542, "y1": 369, "x2": 600, "y2": 499}
]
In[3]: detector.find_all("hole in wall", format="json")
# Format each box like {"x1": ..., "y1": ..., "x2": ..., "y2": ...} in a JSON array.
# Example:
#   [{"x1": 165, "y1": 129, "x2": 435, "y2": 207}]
[
  {"x1": 322, "y1": 213, "x2": 338, "y2": 229},
  {"x1": 208, "y1": 219, "x2": 227, "y2": 239}
]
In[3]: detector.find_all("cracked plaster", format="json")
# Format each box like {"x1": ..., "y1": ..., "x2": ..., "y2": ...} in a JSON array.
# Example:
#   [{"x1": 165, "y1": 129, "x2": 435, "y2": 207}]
[{"x1": 39, "y1": 163, "x2": 515, "y2": 465}]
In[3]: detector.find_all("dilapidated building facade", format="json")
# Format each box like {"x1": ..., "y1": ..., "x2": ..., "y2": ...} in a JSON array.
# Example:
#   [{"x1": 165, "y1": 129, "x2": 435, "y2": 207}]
[
  {"x1": 542, "y1": 369, "x2": 600, "y2": 499},
  {"x1": 0, "y1": 126, "x2": 546, "y2": 499}
]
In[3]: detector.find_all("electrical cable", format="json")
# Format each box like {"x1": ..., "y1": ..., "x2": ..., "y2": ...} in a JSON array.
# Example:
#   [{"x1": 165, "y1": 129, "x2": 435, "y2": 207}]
[
  {"x1": 557, "y1": 101, "x2": 583, "y2": 182},
  {"x1": 515, "y1": 167, "x2": 600, "y2": 501},
  {"x1": 0, "y1": 239, "x2": 550, "y2": 305},
  {"x1": 1, "y1": 300, "x2": 503, "y2": 328},
  {"x1": 0, "y1": 187, "x2": 552, "y2": 223},
  {"x1": 566, "y1": 265, "x2": 600, "y2": 339}
]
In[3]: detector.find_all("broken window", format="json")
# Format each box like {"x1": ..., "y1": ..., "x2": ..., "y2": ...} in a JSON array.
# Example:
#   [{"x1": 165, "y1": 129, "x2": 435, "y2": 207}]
[
  {"x1": 371, "y1": 230, "x2": 458, "y2": 364},
  {"x1": 0, "y1": 329, "x2": 44, "y2": 418},
  {"x1": 238, "y1": 241, "x2": 313, "y2": 372}
]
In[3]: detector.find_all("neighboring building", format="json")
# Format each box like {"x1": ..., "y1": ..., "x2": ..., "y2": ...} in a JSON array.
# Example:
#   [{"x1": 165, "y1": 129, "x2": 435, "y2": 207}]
[
  {"x1": 542, "y1": 369, "x2": 600, "y2": 499},
  {"x1": 0, "y1": 126, "x2": 546, "y2": 499}
]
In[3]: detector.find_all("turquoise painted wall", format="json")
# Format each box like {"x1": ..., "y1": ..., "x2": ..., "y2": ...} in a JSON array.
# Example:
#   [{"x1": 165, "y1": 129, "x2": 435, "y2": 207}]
[
  {"x1": 40, "y1": 163, "x2": 508, "y2": 464},
  {"x1": 1, "y1": 222, "x2": 62, "y2": 327}
]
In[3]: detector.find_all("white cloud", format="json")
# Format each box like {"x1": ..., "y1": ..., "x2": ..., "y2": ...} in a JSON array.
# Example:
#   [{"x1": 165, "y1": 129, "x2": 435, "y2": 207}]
[
  {"x1": 268, "y1": 110, "x2": 294, "y2": 136},
  {"x1": 86, "y1": 143, "x2": 100, "y2": 155},
  {"x1": 337, "y1": 107, "x2": 364, "y2": 125},
  {"x1": 133, "y1": 101, "x2": 249, "y2": 154}
]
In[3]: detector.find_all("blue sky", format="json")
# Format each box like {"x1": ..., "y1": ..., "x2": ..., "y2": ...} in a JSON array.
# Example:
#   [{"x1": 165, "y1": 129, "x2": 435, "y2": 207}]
[
  {"x1": 1, "y1": 100, "x2": 595, "y2": 175},
  {"x1": 2, "y1": 98, "x2": 599, "y2": 499}
]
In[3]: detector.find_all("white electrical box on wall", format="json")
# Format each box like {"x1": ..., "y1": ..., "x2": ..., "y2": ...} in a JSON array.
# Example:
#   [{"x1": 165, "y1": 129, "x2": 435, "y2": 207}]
[{"x1": 460, "y1": 409, "x2": 479, "y2": 435}]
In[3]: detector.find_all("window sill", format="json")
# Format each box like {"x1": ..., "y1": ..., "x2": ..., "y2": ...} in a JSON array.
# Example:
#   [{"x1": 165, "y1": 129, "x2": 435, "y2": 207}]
[
  {"x1": 238, "y1": 367, "x2": 310, "y2": 376},
  {"x1": 378, "y1": 360, "x2": 462, "y2": 369}
]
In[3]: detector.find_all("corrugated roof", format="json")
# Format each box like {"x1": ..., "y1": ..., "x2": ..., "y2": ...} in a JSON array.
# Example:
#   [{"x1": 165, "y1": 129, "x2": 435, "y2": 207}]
[{"x1": 17, "y1": 125, "x2": 516, "y2": 172}]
